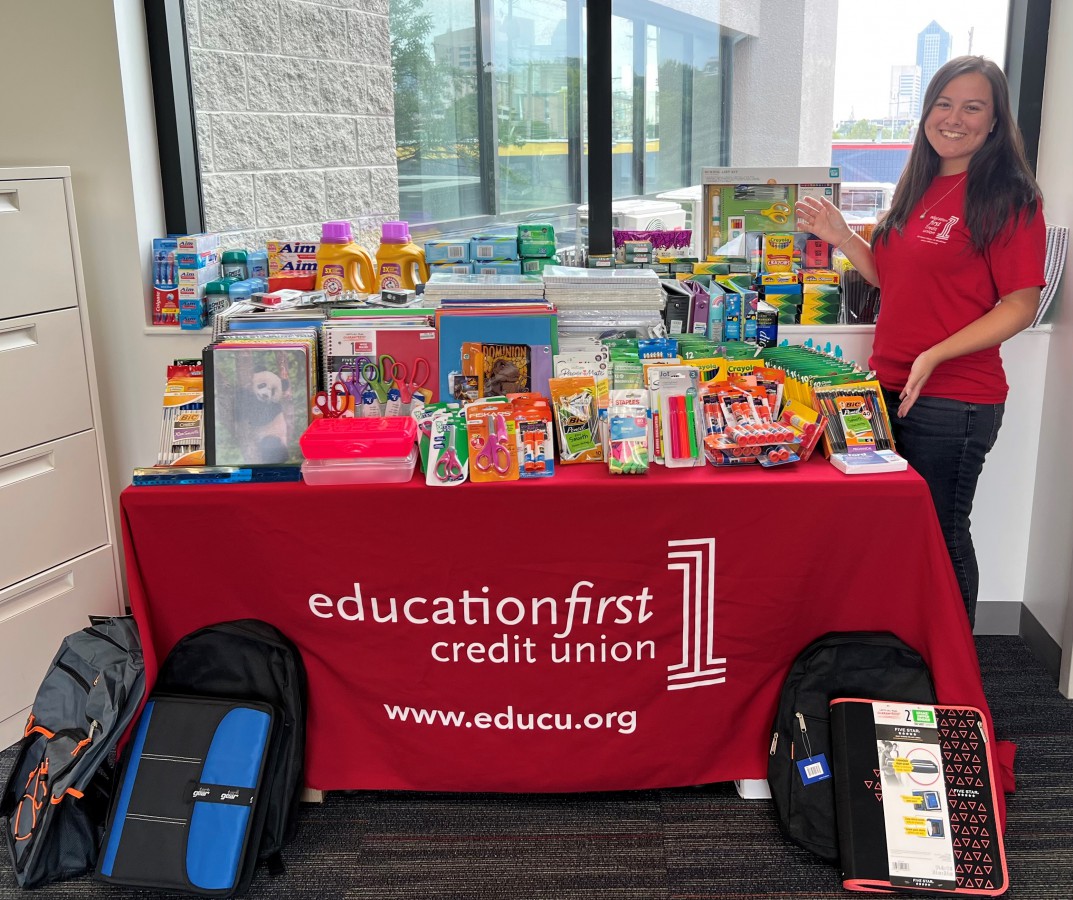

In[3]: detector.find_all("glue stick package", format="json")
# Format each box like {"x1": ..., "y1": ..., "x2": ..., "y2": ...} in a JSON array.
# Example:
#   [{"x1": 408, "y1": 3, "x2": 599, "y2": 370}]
[{"x1": 512, "y1": 397, "x2": 555, "y2": 478}]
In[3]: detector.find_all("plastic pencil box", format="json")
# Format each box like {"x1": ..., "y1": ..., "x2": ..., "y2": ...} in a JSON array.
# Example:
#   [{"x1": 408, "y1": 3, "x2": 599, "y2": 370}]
[{"x1": 299, "y1": 417, "x2": 418, "y2": 485}]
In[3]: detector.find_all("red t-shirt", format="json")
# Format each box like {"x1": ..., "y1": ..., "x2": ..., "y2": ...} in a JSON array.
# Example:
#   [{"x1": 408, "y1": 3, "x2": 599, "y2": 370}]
[{"x1": 869, "y1": 174, "x2": 1046, "y2": 403}]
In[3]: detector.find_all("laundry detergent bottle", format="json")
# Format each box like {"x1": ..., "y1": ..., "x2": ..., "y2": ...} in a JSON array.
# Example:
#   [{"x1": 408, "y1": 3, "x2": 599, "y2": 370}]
[
  {"x1": 374, "y1": 221, "x2": 430, "y2": 292},
  {"x1": 315, "y1": 221, "x2": 376, "y2": 299}
]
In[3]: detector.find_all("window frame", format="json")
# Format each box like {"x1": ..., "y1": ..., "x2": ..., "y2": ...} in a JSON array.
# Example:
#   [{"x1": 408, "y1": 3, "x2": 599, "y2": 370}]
[{"x1": 148, "y1": 1, "x2": 1047, "y2": 249}]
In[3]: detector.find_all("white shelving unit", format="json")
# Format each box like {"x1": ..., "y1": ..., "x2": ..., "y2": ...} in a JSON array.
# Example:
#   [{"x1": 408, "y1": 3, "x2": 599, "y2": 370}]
[{"x1": 0, "y1": 166, "x2": 124, "y2": 748}]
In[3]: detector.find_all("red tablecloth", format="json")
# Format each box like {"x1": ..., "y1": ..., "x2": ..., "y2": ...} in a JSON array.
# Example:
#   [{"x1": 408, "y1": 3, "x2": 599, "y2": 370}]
[{"x1": 120, "y1": 456, "x2": 1002, "y2": 807}]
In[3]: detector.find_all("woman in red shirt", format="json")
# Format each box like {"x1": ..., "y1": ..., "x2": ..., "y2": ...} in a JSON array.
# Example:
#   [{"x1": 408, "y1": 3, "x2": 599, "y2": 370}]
[{"x1": 796, "y1": 56, "x2": 1046, "y2": 627}]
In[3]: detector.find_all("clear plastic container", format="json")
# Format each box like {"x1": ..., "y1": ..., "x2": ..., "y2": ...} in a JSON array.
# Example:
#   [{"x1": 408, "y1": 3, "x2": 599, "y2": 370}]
[{"x1": 301, "y1": 448, "x2": 418, "y2": 485}]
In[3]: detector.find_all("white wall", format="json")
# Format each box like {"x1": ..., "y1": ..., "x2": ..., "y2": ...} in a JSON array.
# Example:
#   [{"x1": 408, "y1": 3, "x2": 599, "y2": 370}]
[
  {"x1": 0, "y1": 0, "x2": 200, "y2": 548},
  {"x1": 728, "y1": 0, "x2": 840, "y2": 167},
  {"x1": 1026, "y1": 0, "x2": 1073, "y2": 686}
]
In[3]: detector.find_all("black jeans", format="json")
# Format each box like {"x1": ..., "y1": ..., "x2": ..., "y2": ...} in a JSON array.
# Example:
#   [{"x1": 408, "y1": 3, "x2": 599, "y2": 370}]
[{"x1": 883, "y1": 390, "x2": 1004, "y2": 629}]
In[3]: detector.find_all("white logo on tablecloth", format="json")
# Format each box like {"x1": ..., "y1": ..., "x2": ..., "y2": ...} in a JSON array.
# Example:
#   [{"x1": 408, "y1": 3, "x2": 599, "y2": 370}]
[{"x1": 666, "y1": 538, "x2": 726, "y2": 690}]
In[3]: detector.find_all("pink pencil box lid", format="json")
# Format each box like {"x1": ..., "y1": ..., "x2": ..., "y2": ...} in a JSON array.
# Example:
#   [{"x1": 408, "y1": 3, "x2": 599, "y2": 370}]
[{"x1": 300, "y1": 416, "x2": 417, "y2": 460}]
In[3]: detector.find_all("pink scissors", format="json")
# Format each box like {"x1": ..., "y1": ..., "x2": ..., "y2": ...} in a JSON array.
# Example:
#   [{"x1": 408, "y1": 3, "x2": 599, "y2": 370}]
[
  {"x1": 384, "y1": 357, "x2": 432, "y2": 404},
  {"x1": 474, "y1": 414, "x2": 512, "y2": 475}
]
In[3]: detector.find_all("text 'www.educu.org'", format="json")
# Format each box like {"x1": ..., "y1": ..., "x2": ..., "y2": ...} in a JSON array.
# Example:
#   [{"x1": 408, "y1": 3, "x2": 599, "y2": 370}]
[{"x1": 383, "y1": 704, "x2": 637, "y2": 735}]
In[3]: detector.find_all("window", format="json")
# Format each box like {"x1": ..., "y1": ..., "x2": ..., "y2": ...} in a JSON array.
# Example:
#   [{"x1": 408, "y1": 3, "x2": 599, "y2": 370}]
[
  {"x1": 388, "y1": 1, "x2": 729, "y2": 250},
  {"x1": 157, "y1": 0, "x2": 1033, "y2": 264},
  {"x1": 831, "y1": 1, "x2": 1010, "y2": 219}
]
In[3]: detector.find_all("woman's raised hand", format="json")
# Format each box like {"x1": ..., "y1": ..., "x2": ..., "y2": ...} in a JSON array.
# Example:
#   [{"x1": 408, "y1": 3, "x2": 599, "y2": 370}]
[{"x1": 794, "y1": 196, "x2": 853, "y2": 248}]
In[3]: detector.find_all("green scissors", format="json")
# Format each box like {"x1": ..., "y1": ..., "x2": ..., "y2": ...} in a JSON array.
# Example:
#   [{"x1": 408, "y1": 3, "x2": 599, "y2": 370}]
[{"x1": 354, "y1": 354, "x2": 395, "y2": 404}]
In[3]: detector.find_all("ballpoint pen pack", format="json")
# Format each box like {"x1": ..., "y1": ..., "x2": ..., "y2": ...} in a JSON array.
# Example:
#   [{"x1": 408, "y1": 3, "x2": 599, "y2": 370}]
[
  {"x1": 813, "y1": 380, "x2": 907, "y2": 474},
  {"x1": 156, "y1": 362, "x2": 206, "y2": 466}
]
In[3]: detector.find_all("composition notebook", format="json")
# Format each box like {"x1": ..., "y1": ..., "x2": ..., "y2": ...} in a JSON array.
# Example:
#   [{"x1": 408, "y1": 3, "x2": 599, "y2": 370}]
[{"x1": 830, "y1": 699, "x2": 1008, "y2": 896}]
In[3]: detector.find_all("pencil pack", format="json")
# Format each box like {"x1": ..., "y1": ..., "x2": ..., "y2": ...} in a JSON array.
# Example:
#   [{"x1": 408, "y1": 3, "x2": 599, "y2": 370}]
[
  {"x1": 157, "y1": 362, "x2": 206, "y2": 466},
  {"x1": 548, "y1": 377, "x2": 603, "y2": 464}
]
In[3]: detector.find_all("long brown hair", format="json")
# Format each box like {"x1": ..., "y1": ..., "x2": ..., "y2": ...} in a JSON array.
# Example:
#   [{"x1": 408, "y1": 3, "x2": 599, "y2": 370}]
[{"x1": 873, "y1": 55, "x2": 1040, "y2": 253}]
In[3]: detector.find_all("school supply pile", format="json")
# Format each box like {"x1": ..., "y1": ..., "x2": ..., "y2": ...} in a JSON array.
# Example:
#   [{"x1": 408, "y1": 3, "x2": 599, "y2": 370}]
[
  {"x1": 320, "y1": 320, "x2": 437, "y2": 420},
  {"x1": 418, "y1": 393, "x2": 553, "y2": 486},
  {"x1": 96, "y1": 620, "x2": 307, "y2": 895},
  {"x1": 2, "y1": 617, "x2": 145, "y2": 889},
  {"x1": 542, "y1": 265, "x2": 664, "y2": 308},
  {"x1": 435, "y1": 301, "x2": 557, "y2": 401},
  {"x1": 203, "y1": 330, "x2": 318, "y2": 466},
  {"x1": 213, "y1": 297, "x2": 329, "y2": 339}
]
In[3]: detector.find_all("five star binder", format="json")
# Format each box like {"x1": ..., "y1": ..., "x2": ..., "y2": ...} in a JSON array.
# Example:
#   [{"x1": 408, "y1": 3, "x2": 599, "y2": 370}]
[{"x1": 830, "y1": 699, "x2": 1008, "y2": 896}]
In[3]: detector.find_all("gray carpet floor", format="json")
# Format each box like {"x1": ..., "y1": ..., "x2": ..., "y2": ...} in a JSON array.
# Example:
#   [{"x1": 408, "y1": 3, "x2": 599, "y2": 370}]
[{"x1": 1, "y1": 635, "x2": 1070, "y2": 899}]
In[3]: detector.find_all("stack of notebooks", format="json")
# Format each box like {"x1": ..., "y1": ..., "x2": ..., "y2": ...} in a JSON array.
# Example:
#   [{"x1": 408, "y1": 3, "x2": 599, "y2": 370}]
[
  {"x1": 422, "y1": 272, "x2": 546, "y2": 305},
  {"x1": 541, "y1": 265, "x2": 665, "y2": 337},
  {"x1": 830, "y1": 699, "x2": 1007, "y2": 896}
]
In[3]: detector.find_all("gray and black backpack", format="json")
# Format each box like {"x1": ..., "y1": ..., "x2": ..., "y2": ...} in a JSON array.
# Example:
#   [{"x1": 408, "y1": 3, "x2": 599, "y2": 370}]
[{"x1": 1, "y1": 616, "x2": 145, "y2": 888}]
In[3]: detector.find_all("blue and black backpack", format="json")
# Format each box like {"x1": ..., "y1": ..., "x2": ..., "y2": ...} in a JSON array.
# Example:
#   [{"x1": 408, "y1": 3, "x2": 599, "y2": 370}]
[{"x1": 94, "y1": 618, "x2": 307, "y2": 897}]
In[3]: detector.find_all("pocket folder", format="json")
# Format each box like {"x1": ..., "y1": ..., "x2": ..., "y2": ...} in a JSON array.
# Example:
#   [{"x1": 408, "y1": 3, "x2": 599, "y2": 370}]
[
  {"x1": 830, "y1": 699, "x2": 1007, "y2": 896},
  {"x1": 97, "y1": 695, "x2": 278, "y2": 896}
]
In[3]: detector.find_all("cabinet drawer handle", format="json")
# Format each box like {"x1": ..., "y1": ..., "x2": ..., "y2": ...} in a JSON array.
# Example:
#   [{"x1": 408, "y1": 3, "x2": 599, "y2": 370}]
[
  {"x1": 0, "y1": 451, "x2": 54, "y2": 489},
  {"x1": 0, "y1": 571, "x2": 75, "y2": 622},
  {"x1": 0, "y1": 189, "x2": 19, "y2": 214},
  {"x1": 0, "y1": 323, "x2": 38, "y2": 353}
]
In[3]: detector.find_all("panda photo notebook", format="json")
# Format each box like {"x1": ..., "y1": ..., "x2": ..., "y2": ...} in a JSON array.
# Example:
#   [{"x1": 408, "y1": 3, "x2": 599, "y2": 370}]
[
  {"x1": 204, "y1": 342, "x2": 313, "y2": 466},
  {"x1": 830, "y1": 699, "x2": 1008, "y2": 896}
]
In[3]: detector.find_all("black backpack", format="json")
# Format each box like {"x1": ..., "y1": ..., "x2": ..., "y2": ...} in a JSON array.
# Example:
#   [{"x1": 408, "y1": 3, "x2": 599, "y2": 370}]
[
  {"x1": 1, "y1": 616, "x2": 145, "y2": 888},
  {"x1": 767, "y1": 631, "x2": 937, "y2": 863},
  {"x1": 147, "y1": 619, "x2": 308, "y2": 876}
]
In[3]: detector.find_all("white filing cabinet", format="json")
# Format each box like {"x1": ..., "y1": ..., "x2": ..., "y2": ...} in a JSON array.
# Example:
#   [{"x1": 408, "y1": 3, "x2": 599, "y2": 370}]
[{"x1": 0, "y1": 167, "x2": 123, "y2": 749}]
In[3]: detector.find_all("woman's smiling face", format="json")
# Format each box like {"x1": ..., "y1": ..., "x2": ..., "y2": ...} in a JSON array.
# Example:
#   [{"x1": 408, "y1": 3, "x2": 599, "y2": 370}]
[{"x1": 923, "y1": 71, "x2": 996, "y2": 175}]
